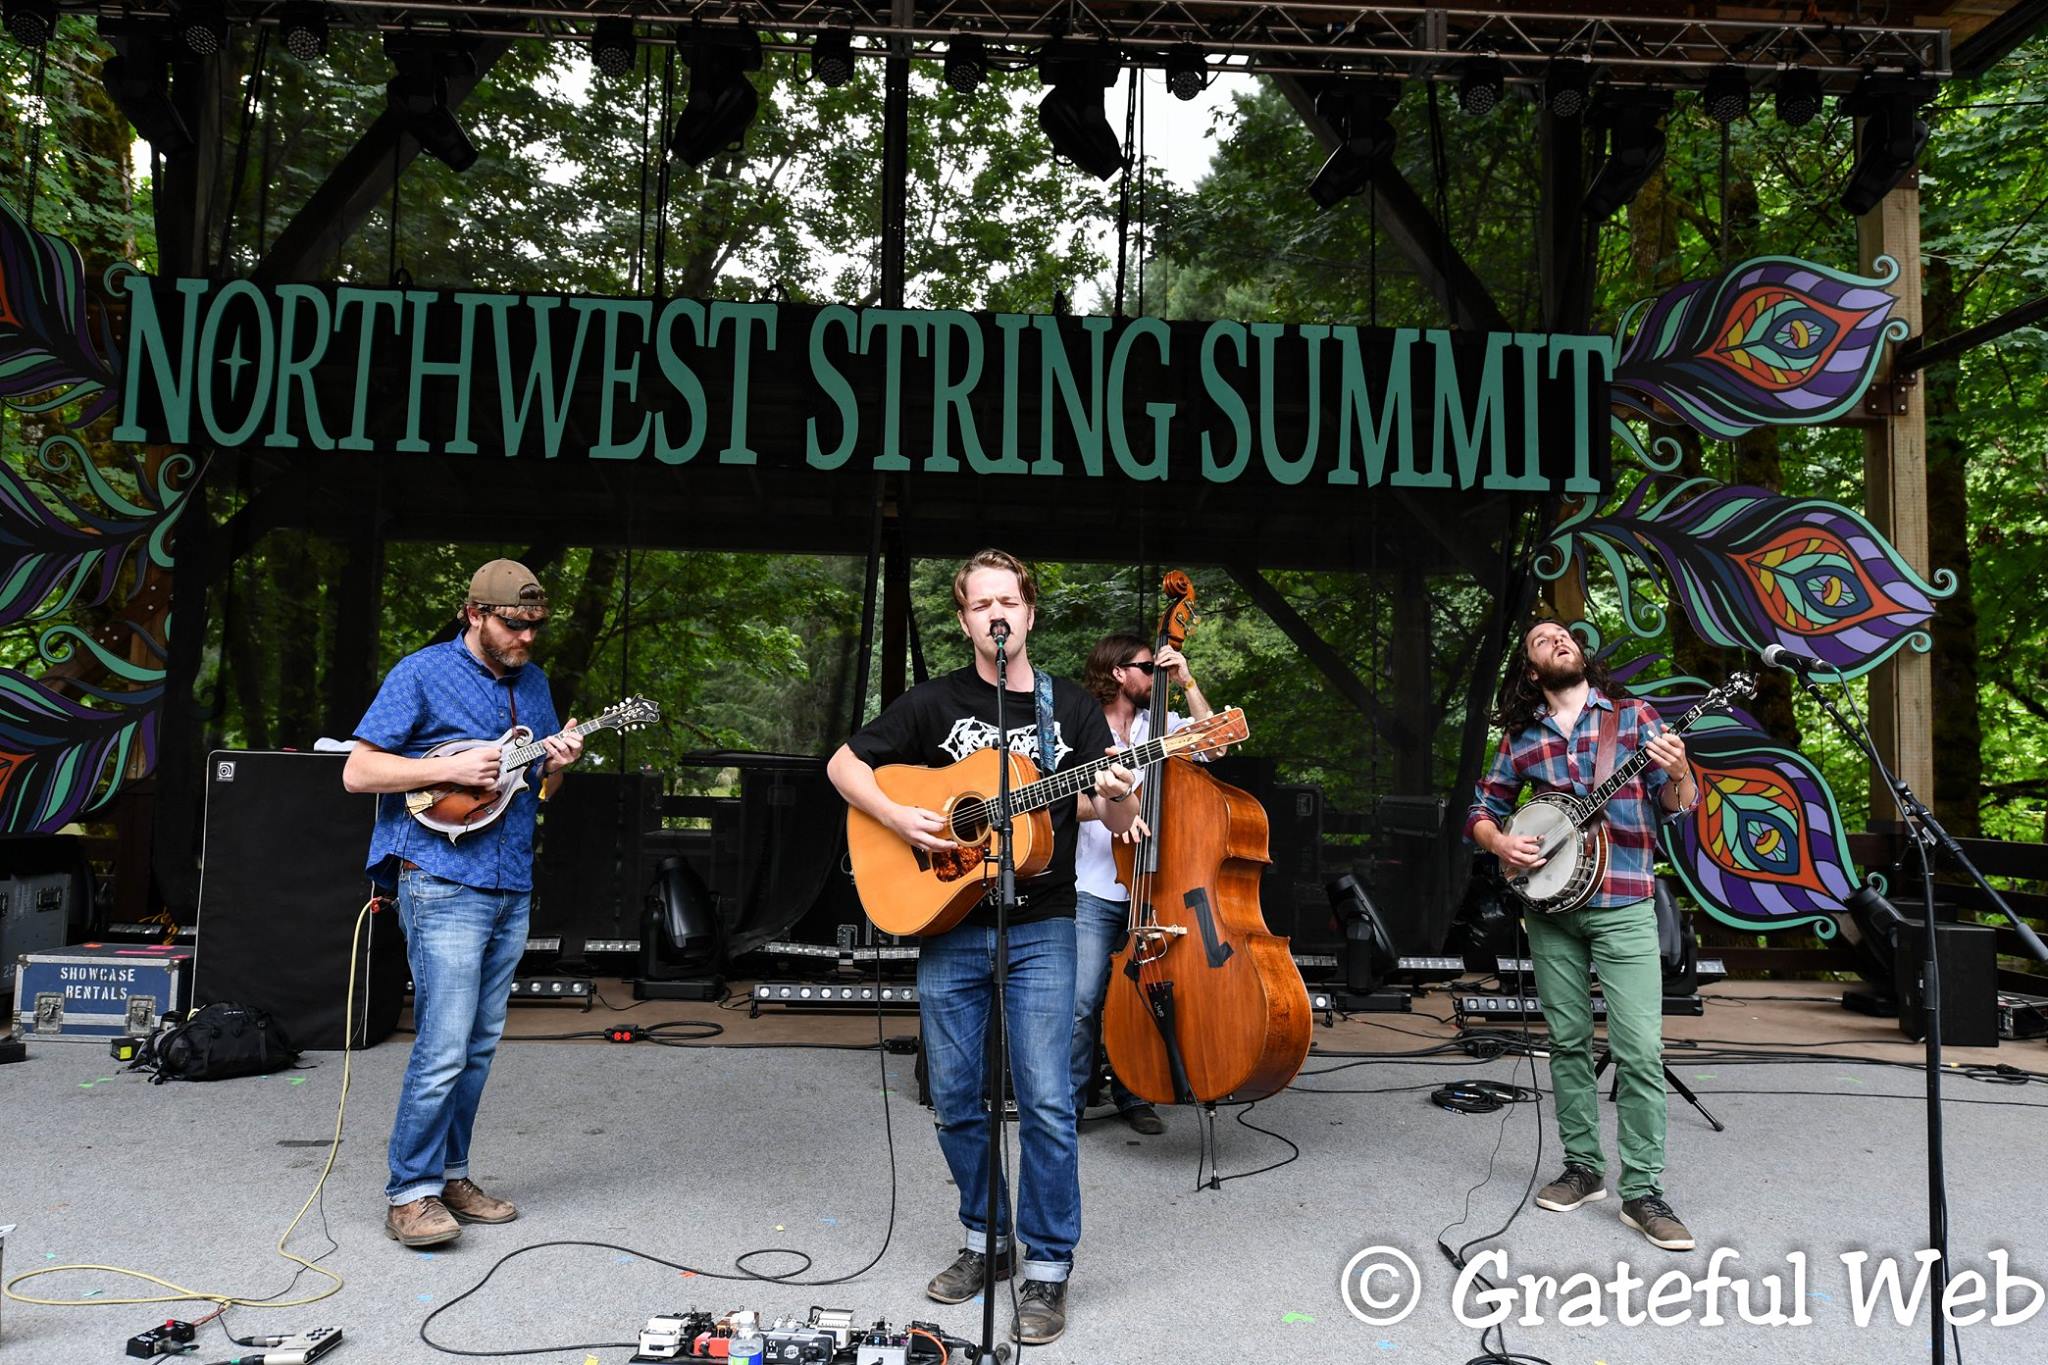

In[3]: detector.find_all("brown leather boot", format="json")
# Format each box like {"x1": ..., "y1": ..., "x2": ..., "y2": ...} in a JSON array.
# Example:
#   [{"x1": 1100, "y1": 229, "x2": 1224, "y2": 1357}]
[
  {"x1": 442, "y1": 1177, "x2": 519, "y2": 1224},
  {"x1": 386, "y1": 1196, "x2": 461, "y2": 1247}
]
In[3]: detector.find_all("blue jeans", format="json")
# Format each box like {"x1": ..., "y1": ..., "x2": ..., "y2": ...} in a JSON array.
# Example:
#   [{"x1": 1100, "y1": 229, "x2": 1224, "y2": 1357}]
[
  {"x1": 1071, "y1": 890, "x2": 1140, "y2": 1114},
  {"x1": 386, "y1": 869, "x2": 530, "y2": 1204},
  {"x1": 917, "y1": 916, "x2": 1080, "y2": 1282}
]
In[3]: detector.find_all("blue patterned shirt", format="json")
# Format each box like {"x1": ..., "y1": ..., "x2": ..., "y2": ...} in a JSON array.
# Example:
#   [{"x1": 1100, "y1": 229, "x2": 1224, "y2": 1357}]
[
  {"x1": 353, "y1": 637, "x2": 560, "y2": 892},
  {"x1": 1465, "y1": 687, "x2": 1693, "y2": 909}
]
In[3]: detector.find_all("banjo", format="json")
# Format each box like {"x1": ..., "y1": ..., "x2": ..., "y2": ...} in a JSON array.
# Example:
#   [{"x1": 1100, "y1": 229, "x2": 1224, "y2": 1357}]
[
  {"x1": 1501, "y1": 673, "x2": 1754, "y2": 915},
  {"x1": 403, "y1": 695, "x2": 661, "y2": 841}
]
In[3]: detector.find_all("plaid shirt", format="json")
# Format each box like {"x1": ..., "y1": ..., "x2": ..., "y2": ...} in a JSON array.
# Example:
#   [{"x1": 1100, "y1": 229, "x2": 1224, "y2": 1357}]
[{"x1": 1464, "y1": 687, "x2": 1692, "y2": 909}]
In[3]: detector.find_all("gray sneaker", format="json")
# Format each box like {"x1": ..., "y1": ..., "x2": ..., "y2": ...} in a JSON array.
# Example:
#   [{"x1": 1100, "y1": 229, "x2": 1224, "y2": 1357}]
[
  {"x1": 1011, "y1": 1279, "x2": 1068, "y2": 1345},
  {"x1": 926, "y1": 1247, "x2": 1012, "y2": 1304},
  {"x1": 1535, "y1": 1163, "x2": 1607, "y2": 1212},
  {"x1": 1621, "y1": 1195, "x2": 1696, "y2": 1251}
]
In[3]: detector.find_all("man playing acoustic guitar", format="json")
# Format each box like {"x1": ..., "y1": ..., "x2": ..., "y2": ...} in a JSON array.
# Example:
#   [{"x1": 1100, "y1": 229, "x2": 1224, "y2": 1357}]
[
  {"x1": 343, "y1": 559, "x2": 584, "y2": 1248},
  {"x1": 1465, "y1": 618, "x2": 1699, "y2": 1252},
  {"x1": 827, "y1": 549, "x2": 1138, "y2": 1346}
]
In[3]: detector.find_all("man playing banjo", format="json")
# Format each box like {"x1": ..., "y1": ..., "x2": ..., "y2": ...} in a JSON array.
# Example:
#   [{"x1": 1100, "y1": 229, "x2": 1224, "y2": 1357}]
[{"x1": 1465, "y1": 618, "x2": 1700, "y2": 1252}]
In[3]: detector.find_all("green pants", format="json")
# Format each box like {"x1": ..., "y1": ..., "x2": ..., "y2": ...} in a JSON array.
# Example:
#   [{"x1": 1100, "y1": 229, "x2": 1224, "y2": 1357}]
[{"x1": 1525, "y1": 899, "x2": 1668, "y2": 1199}]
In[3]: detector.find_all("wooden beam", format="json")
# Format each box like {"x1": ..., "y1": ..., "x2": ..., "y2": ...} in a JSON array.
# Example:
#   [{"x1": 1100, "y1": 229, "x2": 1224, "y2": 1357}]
[
  {"x1": 1226, "y1": 564, "x2": 1414, "y2": 750},
  {"x1": 1857, "y1": 167, "x2": 1934, "y2": 823}
]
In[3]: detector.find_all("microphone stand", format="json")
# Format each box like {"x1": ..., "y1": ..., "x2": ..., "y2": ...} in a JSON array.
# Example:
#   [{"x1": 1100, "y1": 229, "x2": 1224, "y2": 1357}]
[
  {"x1": 1790, "y1": 665, "x2": 2048, "y2": 1365},
  {"x1": 975, "y1": 627, "x2": 1017, "y2": 1365}
]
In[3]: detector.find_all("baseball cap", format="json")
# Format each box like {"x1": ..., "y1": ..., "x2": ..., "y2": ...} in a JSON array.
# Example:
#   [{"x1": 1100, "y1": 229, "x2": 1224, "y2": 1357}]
[{"x1": 468, "y1": 559, "x2": 548, "y2": 610}]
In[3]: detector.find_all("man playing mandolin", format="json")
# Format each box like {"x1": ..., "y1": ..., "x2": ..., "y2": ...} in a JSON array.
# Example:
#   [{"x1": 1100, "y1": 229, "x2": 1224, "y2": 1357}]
[
  {"x1": 1466, "y1": 618, "x2": 1699, "y2": 1252},
  {"x1": 827, "y1": 548, "x2": 1139, "y2": 1347},
  {"x1": 342, "y1": 559, "x2": 584, "y2": 1249}
]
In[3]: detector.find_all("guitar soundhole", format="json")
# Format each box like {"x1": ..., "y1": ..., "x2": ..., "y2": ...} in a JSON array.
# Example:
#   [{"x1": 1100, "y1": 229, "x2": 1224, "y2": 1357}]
[{"x1": 948, "y1": 792, "x2": 992, "y2": 845}]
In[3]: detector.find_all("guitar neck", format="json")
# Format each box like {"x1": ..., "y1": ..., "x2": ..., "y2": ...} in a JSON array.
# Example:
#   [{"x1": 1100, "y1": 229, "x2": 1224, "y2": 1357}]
[
  {"x1": 1010, "y1": 731, "x2": 1180, "y2": 815},
  {"x1": 502, "y1": 716, "x2": 615, "y2": 770},
  {"x1": 1579, "y1": 698, "x2": 1712, "y2": 822}
]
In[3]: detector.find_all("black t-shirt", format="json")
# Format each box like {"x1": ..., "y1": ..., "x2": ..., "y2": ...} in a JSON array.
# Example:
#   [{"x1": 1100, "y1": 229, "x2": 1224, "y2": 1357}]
[{"x1": 847, "y1": 664, "x2": 1115, "y2": 924}]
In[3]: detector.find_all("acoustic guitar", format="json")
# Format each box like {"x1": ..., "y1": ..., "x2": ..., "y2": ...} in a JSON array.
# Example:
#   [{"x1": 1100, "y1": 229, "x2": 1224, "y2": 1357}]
[
  {"x1": 404, "y1": 695, "x2": 661, "y2": 841},
  {"x1": 847, "y1": 708, "x2": 1249, "y2": 937}
]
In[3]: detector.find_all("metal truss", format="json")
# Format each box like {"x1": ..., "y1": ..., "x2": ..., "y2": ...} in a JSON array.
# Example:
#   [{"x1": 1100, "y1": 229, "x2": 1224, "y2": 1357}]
[{"x1": 52, "y1": 3, "x2": 1954, "y2": 86}]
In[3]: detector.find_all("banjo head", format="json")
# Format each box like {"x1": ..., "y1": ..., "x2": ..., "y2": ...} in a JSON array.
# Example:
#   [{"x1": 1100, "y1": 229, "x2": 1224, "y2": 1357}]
[{"x1": 1504, "y1": 793, "x2": 1589, "y2": 905}]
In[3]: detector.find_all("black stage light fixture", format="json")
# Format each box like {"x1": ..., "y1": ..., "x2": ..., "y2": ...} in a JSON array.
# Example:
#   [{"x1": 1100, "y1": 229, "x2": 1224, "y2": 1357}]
[
  {"x1": 1307, "y1": 81, "x2": 1397, "y2": 209},
  {"x1": 102, "y1": 38, "x2": 194, "y2": 155},
  {"x1": 635, "y1": 855, "x2": 726, "y2": 1000},
  {"x1": 590, "y1": 17, "x2": 636, "y2": 78},
  {"x1": 175, "y1": 0, "x2": 227, "y2": 57},
  {"x1": 1164, "y1": 42, "x2": 1208, "y2": 101},
  {"x1": 1037, "y1": 39, "x2": 1123, "y2": 181},
  {"x1": 386, "y1": 41, "x2": 481, "y2": 172},
  {"x1": 1584, "y1": 89, "x2": 1673, "y2": 220},
  {"x1": 279, "y1": 3, "x2": 328, "y2": 61},
  {"x1": 4, "y1": 0, "x2": 59, "y2": 48},
  {"x1": 1457, "y1": 55, "x2": 1503, "y2": 116},
  {"x1": 1544, "y1": 57, "x2": 1591, "y2": 119},
  {"x1": 1704, "y1": 64, "x2": 1748, "y2": 124},
  {"x1": 1327, "y1": 873, "x2": 1399, "y2": 998},
  {"x1": 1838, "y1": 71, "x2": 1936, "y2": 216},
  {"x1": 1774, "y1": 66, "x2": 1823, "y2": 127},
  {"x1": 811, "y1": 21, "x2": 854, "y2": 88},
  {"x1": 944, "y1": 33, "x2": 986, "y2": 95},
  {"x1": 670, "y1": 24, "x2": 764, "y2": 166}
]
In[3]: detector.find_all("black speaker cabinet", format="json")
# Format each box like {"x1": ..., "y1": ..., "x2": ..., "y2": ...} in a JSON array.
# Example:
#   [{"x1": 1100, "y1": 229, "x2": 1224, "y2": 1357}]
[
  {"x1": 194, "y1": 751, "x2": 406, "y2": 1049},
  {"x1": 531, "y1": 770, "x2": 657, "y2": 953},
  {"x1": 1894, "y1": 918, "x2": 2001, "y2": 1049}
]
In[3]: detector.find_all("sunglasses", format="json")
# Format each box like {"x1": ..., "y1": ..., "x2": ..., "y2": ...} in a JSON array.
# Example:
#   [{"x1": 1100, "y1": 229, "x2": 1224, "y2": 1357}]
[
  {"x1": 1121, "y1": 660, "x2": 1156, "y2": 675},
  {"x1": 488, "y1": 612, "x2": 549, "y2": 635}
]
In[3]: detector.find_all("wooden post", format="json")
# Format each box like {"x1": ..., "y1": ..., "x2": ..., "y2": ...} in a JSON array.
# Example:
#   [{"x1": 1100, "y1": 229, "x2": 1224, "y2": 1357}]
[{"x1": 1858, "y1": 177, "x2": 1933, "y2": 824}]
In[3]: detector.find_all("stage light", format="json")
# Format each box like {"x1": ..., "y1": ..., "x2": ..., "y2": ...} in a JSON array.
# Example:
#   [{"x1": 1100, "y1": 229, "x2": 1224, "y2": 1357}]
[
  {"x1": 175, "y1": 0, "x2": 227, "y2": 56},
  {"x1": 590, "y1": 17, "x2": 635, "y2": 78},
  {"x1": 1328, "y1": 874, "x2": 1399, "y2": 997},
  {"x1": 1704, "y1": 64, "x2": 1748, "y2": 124},
  {"x1": 1584, "y1": 90, "x2": 1672, "y2": 220},
  {"x1": 1164, "y1": 42, "x2": 1208, "y2": 101},
  {"x1": 1037, "y1": 39, "x2": 1123, "y2": 181},
  {"x1": 102, "y1": 40, "x2": 194, "y2": 154},
  {"x1": 1544, "y1": 57, "x2": 1591, "y2": 119},
  {"x1": 279, "y1": 3, "x2": 327, "y2": 61},
  {"x1": 4, "y1": 0, "x2": 59, "y2": 48},
  {"x1": 1307, "y1": 81, "x2": 1397, "y2": 209},
  {"x1": 1456, "y1": 56, "x2": 1503, "y2": 116},
  {"x1": 811, "y1": 21, "x2": 854, "y2": 87},
  {"x1": 1774, "y1": 67, "x2": 1823, "y2": 127},
  {"x1": 1838, "y1": 71, "x2": 1935, "y2": 216},
  {"x1": 944, "y1": 33, "x2": 986, "y2": 95},
  {"x1": 670, "y1": 24, "x2": 763, "y2": 167}
]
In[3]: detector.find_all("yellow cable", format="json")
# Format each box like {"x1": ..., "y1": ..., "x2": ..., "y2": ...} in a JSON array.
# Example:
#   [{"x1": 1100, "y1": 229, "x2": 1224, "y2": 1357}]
[{"x1": 4, "y1": 897, "x2": 376, "y2": 1313}]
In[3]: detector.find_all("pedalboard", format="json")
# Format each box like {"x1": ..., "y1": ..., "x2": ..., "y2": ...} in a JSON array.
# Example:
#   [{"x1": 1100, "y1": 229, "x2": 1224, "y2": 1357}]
[
  {"x1": 634, "y1": 1309, "x2": 962, "y2": 1365},
  {"x1": 238, "y1": 1326, "x2": 344, "y2": 1363}
]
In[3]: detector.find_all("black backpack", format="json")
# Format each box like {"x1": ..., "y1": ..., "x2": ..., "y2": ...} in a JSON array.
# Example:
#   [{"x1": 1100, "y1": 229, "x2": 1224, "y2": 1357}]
[{"x1": 132, "y1": 1002, "x2": 301, "y2": 1083}]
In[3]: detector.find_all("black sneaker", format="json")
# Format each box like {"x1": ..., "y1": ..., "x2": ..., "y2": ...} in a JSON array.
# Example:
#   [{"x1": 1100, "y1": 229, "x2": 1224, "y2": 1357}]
[
  {"x1": 1621, "y1": 1196, "x2": 1696, "y2": 1251},
  {"x1": 926, "y1": 1247, "x2": 1013, "y2": 1304},
  {"x1": 1535, "y1": 1163, "x2": 1607, "y2": 1212},
  {"x1": 1120, "y1": 1103, "x2": 1167, "y2": 1136},
  {"x1": 1011, "y1": 1279, "x2": 1068, "y2": 1345}
]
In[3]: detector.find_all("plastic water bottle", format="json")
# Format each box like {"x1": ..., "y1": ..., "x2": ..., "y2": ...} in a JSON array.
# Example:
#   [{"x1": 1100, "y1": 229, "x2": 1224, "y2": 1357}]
[{"x1": 728, "y1": 1335, "x2": 764, "y2": 1364}]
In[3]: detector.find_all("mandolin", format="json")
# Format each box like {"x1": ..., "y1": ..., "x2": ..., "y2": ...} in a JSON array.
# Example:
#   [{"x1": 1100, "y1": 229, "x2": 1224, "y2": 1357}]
[{"x1": 403, "y1": 695, "x2": 661, "y2": 842}]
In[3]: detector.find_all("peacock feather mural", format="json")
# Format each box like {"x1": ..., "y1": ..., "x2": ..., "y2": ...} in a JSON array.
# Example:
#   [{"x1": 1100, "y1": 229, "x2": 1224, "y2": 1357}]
[
  {"x1": 1539, "y1": 255, "x2": 1950, "y2": 935},
  {"x1": 1, "y1": 199, "x2": 190, "y2": 832}
]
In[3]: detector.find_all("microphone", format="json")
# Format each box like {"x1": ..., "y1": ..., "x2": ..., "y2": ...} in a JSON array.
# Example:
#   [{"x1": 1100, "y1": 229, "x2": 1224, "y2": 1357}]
[
  {"x1": 1760, "y1": 644, "x2": 1831, "y2": 677},
  {"x1": 989, "y1": 620, "x2": 1011, "y2": 644}
]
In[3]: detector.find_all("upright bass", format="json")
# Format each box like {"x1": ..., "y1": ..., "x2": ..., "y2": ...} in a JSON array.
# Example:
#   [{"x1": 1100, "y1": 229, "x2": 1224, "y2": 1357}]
[{"x1": 1102, "y1": 572, "x2": 1311, "y2": 1104}]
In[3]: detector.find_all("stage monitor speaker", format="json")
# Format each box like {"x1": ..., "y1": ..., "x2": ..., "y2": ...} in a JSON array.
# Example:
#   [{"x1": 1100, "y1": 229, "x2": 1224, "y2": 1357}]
[
  {"x1": 531, "y1": 771, "x2": 657, "y2": 953},
  {"x1": 195, "y1": 751, "x2": 405, "y2": 1049},
  {"x1": 1894, "y1": 918, "x2": 2000, "y2": 1049}
]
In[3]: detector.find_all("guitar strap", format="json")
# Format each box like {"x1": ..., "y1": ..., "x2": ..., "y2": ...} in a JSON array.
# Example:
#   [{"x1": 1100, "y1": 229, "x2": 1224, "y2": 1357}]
[
  {"x1": 1033, "y1": 669, "x2": 1057, "y2": 773},
  {"x1": 1592, "y1": 698, "x2": 1621, "y2": 792}
]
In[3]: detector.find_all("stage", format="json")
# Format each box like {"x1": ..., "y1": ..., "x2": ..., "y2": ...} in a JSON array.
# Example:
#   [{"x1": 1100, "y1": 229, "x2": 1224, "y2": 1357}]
[{"x1": 4, "y1": 980, "x2": 2045, "y2": 1364}]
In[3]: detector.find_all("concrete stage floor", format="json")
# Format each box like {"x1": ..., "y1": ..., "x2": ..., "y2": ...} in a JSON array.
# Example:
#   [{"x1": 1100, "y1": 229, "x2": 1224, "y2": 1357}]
[{"x1": 3, "y1": 979, "x2": 2046, "y2": 1365}]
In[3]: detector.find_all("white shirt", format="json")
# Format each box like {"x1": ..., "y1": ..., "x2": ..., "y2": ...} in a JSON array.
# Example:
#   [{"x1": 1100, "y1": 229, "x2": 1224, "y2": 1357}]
[{"x1": 1075, "y1": 708, "x2": 1204, "y2": 902}]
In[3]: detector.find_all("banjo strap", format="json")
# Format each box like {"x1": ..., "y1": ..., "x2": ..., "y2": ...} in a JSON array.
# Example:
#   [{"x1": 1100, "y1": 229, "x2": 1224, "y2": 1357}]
[{"x1": 1591, "y1": 700, "x2": 1621, "y2": 795}]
